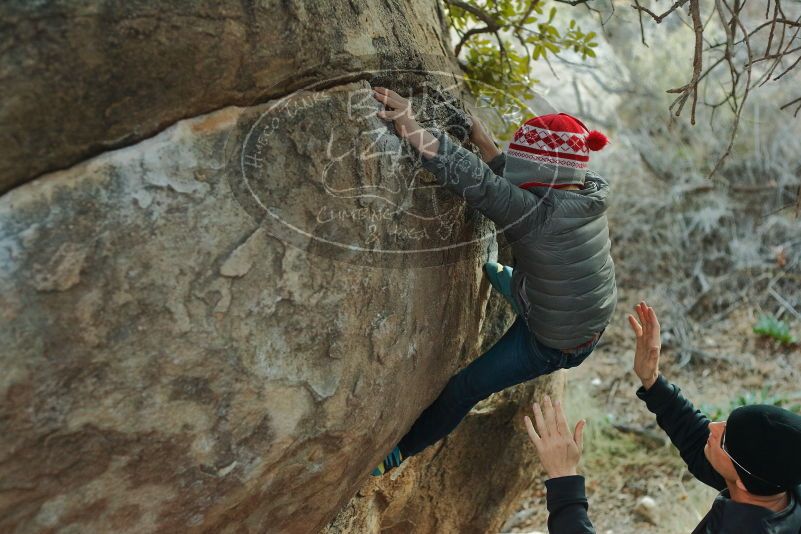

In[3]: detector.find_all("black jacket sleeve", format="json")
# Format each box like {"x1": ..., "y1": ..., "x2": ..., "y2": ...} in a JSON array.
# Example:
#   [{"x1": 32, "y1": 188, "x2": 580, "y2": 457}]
[
  {"x1": 636, "y1": 375, "x2": 726, "y2": 490},
  {"x1": 545, "y1": 475, "x2": 596, "y2": 533}
]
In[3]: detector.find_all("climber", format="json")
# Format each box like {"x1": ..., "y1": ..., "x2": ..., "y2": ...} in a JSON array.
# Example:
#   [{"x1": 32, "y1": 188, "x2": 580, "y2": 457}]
[
  {"x1": 369, "y1": 86, "x2": 617, "y2": 476},
  {"x1": 525, "y1": 301, "x2": 801, "y2": 533}
]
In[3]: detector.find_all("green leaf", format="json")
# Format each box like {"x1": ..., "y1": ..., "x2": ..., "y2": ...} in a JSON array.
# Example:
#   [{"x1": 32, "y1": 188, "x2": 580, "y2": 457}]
[
  {"x1": 450, "y1": 0, "x2": 598, "y2": 126},
  {"x1": 544, "y1": 42, "x2": 560, "y2": 53}
]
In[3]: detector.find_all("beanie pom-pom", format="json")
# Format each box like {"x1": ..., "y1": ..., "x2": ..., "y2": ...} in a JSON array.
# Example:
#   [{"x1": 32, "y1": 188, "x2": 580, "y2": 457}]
[{"x1": 586, "y1": 130, "x2": 609, "y2": 151}]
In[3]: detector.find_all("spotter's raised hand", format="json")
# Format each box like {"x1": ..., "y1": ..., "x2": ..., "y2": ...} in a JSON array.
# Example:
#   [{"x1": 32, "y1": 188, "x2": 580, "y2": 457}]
[{"x1": 627, "y1": 301, "x2": 661, "y2": 390}]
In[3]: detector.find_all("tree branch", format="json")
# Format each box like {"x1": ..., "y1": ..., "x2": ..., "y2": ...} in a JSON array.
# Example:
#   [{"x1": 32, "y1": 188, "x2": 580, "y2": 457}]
[
  {"x1": 630, "y1": 0, "x2": 690, "y2": 23},
  {"x1": 666, "y1": 0, "x2": 703, "y2": 125},
  {"x1": 446, "y1": 0, "x2": 502, "y2": 57}
]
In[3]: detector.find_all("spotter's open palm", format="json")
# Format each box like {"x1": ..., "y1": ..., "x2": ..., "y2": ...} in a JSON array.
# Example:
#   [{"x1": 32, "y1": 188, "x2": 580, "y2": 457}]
[
  {"x1": 627, "y1": 301, "x2": 661, "y2": 390},
  {"x1": 524, "y1": 396, "x2": 585, "y2": 479}
]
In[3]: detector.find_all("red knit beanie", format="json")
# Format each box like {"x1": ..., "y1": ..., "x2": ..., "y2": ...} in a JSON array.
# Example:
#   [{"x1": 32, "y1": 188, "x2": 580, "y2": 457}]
[{"x1": 503, "y1": 113, "x2": 609, "y2": 188}]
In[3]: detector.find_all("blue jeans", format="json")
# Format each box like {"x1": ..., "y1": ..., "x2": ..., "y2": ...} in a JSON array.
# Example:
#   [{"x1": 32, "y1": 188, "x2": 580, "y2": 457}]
[{"x1": 398, "y1": 315, "x2": 599, "y2": 457}]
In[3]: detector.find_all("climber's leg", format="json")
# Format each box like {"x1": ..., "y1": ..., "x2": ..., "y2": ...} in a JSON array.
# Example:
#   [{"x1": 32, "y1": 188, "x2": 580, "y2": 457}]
[
  {"x1": 483, "y1": 261, "x2": 523, "y2": 315},
  {"x1": 397, "y1": 315, "x2": 558, "y2": 458}
]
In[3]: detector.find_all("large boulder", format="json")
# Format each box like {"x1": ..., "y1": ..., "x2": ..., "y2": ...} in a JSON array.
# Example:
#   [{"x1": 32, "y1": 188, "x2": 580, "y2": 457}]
[
  {"x1": 1, "y1": 2, "x2": 562, "y2": 533},
  {"x1": 0, "y1": 79, "x2": 523, "y2": 533}
]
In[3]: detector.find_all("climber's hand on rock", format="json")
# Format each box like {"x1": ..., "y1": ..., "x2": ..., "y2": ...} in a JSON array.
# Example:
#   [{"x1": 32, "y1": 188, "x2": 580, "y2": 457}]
[
  {"x1": 468, "y1": 113, "x2": 502, "y2": 162},
  {"x1": 468, "y1": 113, "x2": 493, "y2": 147},
  {"x1": 524, "y1": 395, "x2": 585, "y2": 479},
  {"x1": 372, "y1": 87, "x2": 420, "y2": 137},
  {"x1": 373, "y1": 87, "x2": 439, "y2": 159}
]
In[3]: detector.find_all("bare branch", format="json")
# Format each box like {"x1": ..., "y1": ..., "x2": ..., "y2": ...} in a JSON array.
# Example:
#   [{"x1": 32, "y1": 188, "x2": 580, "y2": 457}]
[
  {"x1": 630, "y1": 0, "x2": 690, "y2": 23},
  {"x1": 666, "y1": 0, "x2": 704, "y2": 125},
  {"x1": 629, "y1": 0, "x2": 801, "y2": 178},
  {"x1": 780, "y1": 95, "x2": 801, "y2": 117},
  {"x1": 632, "y1": 0, "x2": 650, "y2": 46},
  {"x1": 708, "y1": 0, "x2": 754, "y2": 179}
]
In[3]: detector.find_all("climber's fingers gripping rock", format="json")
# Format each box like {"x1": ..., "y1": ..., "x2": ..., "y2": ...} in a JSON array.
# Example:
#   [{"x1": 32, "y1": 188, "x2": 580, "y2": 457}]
[
  {"x1": 372, "y1": 86, "x2": 439, "y2": 159},
  {"x1": 372, "y1": 86, "x2": 418, "y2": 137}
]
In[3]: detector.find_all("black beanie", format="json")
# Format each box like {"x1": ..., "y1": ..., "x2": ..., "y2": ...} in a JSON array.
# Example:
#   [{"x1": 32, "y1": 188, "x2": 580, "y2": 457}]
[{"x1": 726, "y1": 404, "x2": 801, "y2": 495}]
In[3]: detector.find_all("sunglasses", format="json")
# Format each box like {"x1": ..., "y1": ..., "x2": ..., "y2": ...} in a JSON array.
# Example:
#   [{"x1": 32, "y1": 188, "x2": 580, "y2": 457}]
[{"x1": 720, "y1": 427, "x2": 783, "y2": 490}]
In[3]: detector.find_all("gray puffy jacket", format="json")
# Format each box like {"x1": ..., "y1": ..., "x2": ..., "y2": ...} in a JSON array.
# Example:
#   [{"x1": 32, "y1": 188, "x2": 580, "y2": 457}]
[{"x1": 420, "y1": 128, "x2": 617, "y2": 350}]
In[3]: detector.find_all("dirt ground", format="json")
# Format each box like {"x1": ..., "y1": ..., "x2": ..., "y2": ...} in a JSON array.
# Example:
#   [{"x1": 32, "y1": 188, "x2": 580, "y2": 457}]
[{"x1": 501, "y1": 289, "x2": 801, "y2": 533}]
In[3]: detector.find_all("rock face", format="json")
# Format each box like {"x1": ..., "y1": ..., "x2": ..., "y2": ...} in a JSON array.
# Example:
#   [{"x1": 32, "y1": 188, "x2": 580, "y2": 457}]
[
  {"x1": 1, "y1": 2, "x2": 561, "y2": 533},
  {"x1": 324, "y1": 282, "x2": 565, "y2": 534},
  {"x1": 0, "y1": 0, "x2": 455, "y2": 193},
  {"x1": 325, "y1": 370, "x2": 565, "y2": 534},
  {"x1": 0, "y1": 88, "x2": 478, "y2": 533}
]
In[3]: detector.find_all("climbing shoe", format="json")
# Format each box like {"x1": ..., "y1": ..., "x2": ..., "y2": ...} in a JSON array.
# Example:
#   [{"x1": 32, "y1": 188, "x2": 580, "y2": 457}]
[
  {"x1": 371, "y1": 446, "x2": 404, "y2": 477},
  {"x1": 483, "y1": 261, "x2": 522, "y2": 314}
]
